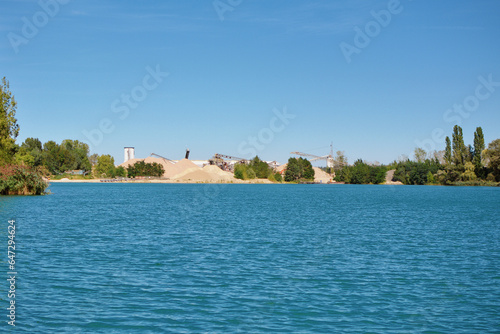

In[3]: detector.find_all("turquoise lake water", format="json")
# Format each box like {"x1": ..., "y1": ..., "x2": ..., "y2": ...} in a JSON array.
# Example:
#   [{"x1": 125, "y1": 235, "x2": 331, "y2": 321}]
[{"x1": 1, "y1": 183, "x2": 500, "y2": 333}]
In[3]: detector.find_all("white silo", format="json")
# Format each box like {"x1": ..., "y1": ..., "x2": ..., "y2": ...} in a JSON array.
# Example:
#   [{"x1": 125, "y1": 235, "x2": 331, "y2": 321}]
[{"x1": 124, "y1": 147, "x2": 135, "y2": 163}]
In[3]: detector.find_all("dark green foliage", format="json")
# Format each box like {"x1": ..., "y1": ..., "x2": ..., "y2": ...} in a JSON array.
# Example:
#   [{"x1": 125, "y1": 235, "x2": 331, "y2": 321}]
[
  {"x1": 250, "y1": 156, "x2": 271, "y2": 178},
  {"x1": 428, "y1": 126, "x2": 497, "y2": 185},
  {"x1": 473, "y1": 127, "x2": 485, "y2": 178},
  {"x1": 392, "y1": 159, "x2": 441, "y2": 185},
  {"x1": 284, "y1": 157, "x2": 315, "y2": 182},
  {"x1": 127, "y1": 160, "x2": 164, "y2": 178},
  {"x1": 17, "y1": 137, "x2": 43, "y2": 166},
  {"x1": 60, "y1": 139, "x2": 92, "y2": 172},
  {"x1": 41, "y1": 140, "x2": 63, "y2": 174},
  {"x1": 466, "y1": 144, "x2": 474, "y2": 163},
  {"x1": 426, "y1": 171, "x2": 435, "y2": 184},
  {"x1": 95, "y1": 154, "x2": 116, "y2": 178},
  {"x1": 0, "y1": 77, "x2": 19, "y2": 164},
  {"x1": 461, "y1": 161, "x2": 477, "y2": 181},
  {"x1": 115, "y1": 166, "x2": 127, "y2": 177},
  {"x1": 40, "y1": 139, "x2": 91, "y2": 174},
  {"x1": 273, "y1": 172, "x2": 282, "y2": 182},
  {"x1": 234, "y1": 163, "x2": 245, "y2": 180},
  {"x1": 444, "y1": 136, "x2": 452, "y2": 165},
  {"x1": 246, "y1": 168, "x2": 256, "y2": 179},
  {"x1": 334, "y1": 167, "x2": 351, "y2": 183},
  {"x1": 0, "y1": 164, "x2": 47, "y2": 195},
  {"x1": 233, "y1": 156, "x2": 275, "y2": 181},
  {"x1": 435, "y1": 164, "x2": 461, "y2": 185},
  {"x1": 336, "y1": 159, "x2": 386, "y2": 184},
  {"x1": 351, "y1": 160, "x2": 372, "y2": 184},
  {"x1": 484, "y1": 139, "x2": 500, "y2": 181},
  {"x1": 284, "y1": 158, "x2": 301, "y2": 182},
  {"x1": 452, "y1": 125, "x2": 466, "y2": 166}
]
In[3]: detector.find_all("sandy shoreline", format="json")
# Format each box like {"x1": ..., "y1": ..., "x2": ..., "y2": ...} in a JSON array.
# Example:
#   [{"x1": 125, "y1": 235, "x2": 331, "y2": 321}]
[
  {"x1": 46, "y1": 164, "x2": 403, "y2": 185},
  {"x1": 47, "y1": 179, "x2": 400, "y2": 185},
  {"x1": 48, "y1": 178, "x2": 274, "y2": 184}
]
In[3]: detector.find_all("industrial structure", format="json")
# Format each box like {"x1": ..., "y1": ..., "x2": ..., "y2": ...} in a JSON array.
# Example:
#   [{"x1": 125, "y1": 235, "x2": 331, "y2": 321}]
[
  {"x1": 209, "y1": 153, "x2": 248, "y2": 171},
  {"x1": 150, "y1": 153, "x2": 174, "y2": 164},
  {"x1": 124, "y1": 147, "x2": 135, "y2": 163},
  {"x1": 291, "y1": 143, "x2": 334, "y2": 168}
]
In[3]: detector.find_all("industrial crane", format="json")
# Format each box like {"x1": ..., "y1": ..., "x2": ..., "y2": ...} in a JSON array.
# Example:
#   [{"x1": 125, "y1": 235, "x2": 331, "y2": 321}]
[
  {"x1": 291, "y1": 143, "x2": 334, "y2": 168},
  {"x1": 209, "y1": 153, "x2": 248, "y2": 171},
  {"x1": 150, "y1": 153, "x2": 175, "y2": 164},
  {"x1": 213, "y1": 153, "x2": 247, "y2": 162}
]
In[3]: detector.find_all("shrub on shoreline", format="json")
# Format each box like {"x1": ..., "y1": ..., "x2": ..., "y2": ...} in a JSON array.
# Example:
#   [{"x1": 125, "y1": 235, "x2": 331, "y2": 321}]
[{"x1": 0, "y1": 164, "x2": 48, "y2": 195}]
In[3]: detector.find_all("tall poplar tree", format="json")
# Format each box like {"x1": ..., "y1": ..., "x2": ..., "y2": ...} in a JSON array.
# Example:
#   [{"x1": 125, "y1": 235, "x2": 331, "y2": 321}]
[
  {"x1": 473, "y1": 127, "x2": 485, "y2": 177},
  {"x1": 444, "y1": 136, "x2": 452, "y2": 165},
  {"x1": 452, "y1": 125, "x2": 465, "y2": 166}
]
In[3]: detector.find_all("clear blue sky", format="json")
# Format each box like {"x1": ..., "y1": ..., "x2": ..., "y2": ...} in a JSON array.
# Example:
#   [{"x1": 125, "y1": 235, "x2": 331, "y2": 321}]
[{"x1": 2, "y1": 0, "x2": 500, "y2": 165}]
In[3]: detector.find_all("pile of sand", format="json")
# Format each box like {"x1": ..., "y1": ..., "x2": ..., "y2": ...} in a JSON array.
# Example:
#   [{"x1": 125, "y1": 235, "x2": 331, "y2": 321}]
[
  {"x1": 118, "y1": 158, "x2": 143, "y2": 168},
  {"x1": 276, "y1": 164, "x2": 287, "y2": 173},
  {"x1": 172, "y1": 164, "x2": 236, "y2": 182},
  {"x1": 119, "y1": 157, "x2": 202, "y2": 179},
  {"x1": 164, "y1": 158, "x2": 200, "y2": 178},
  {"x1": 313, "y1": 167, "x2": 333, "y2": 183},
  {"x1": 119, "y1": 157, "x2": 239, "y2": 182},
  {"x1": 384, "y1": 169, "x2": 403, "y2": 185}
]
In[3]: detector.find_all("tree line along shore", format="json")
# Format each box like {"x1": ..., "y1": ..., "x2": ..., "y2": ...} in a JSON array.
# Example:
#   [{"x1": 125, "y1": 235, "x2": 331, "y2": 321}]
[{"x1": 1, "y1": 77, "x2": 500, "y2": 195}]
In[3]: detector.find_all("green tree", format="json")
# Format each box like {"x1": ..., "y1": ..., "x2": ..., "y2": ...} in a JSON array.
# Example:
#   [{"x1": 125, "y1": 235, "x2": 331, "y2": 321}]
[
  {"x1": 461, "y1": 161, "x2": 477, "y2": 181},
  {"x1": 42, "y1": 140, "x2": 64, "y2": 174},
  {"x1": 61, "y1": 139, "x2": 91, "y2": 172},
  {"x1": 14, "y1": 138, "x2": 42, "y2": 167},
  {"x1": 95, "y1": 154, "x2": 116, "y2": 178},
  {"x1": 115, "y1": 166, "x2": 127, "y2": 177},
  {"x1": 126, "y1": 160, "x2": 164, "y2": 177},
  {"x1": 233, "y1": 156, "x2": 274, "y2": 180},
  {"x1": 392, "y1": 159, "x2": 441, "y2": 185},
  {"x1": 234, "y1": 163, "x2": 245, "y2": 180},
  {"x1": 14, "y1": 146, "x2": 35, "y2": 166},
  {"x1": 284, "y1": 157, "x2": 314, "y2": 182},
  {"x1": 334, "y1": 151, "x2": 347, "y2": 172},
  {"x1": 444, "y1": 136, "x2": 452, "y2": 165},
  {"x1": 452, "y1": 125, "x2": 465, "y2": 166},
  {"x1": 473, "y1": 127, "x2": 485, "y2": 178},
  {"x1": 273, "y1": 172, "x2": 282, "y2": 182},
  {"x1": 334, "y1": 166, "x2": 351, "y2": 183},
  {"x1": 483, "y1": 139, "x2": 500, "y2": 181},
  {"x1": 426, "y1": 171, "x2": 435, "y2": 184},
  {"x1": 284, "y1": 158, "x2": 301, "y2": 182},
  {"x1": 246, "y1": 168, "x2": 256, "y2": 179},
  {"x1": 0, "y1": 77, "x2": 19, "y2": 164},
  {"x1": 249, "y1": 156, "x2": 270, "y2": 178},
  {"x1": 350, "y1": 159, "x2": 370, "y2": 184},
  {"x1": 414, "y1": 147, "x2": 427, "y2": 163},
  {"x1": 89, "y1": 153, "x2": 99, "y2": 167}
]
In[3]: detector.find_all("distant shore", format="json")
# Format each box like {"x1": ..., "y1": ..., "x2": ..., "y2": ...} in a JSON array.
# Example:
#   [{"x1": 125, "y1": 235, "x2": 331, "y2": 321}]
[
  {"x1": 48, "y1": 178, "x2": 275, "y2": 184},
  {"x1": 47, "y1": 178, "x2": 404, "y2": 185}
]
